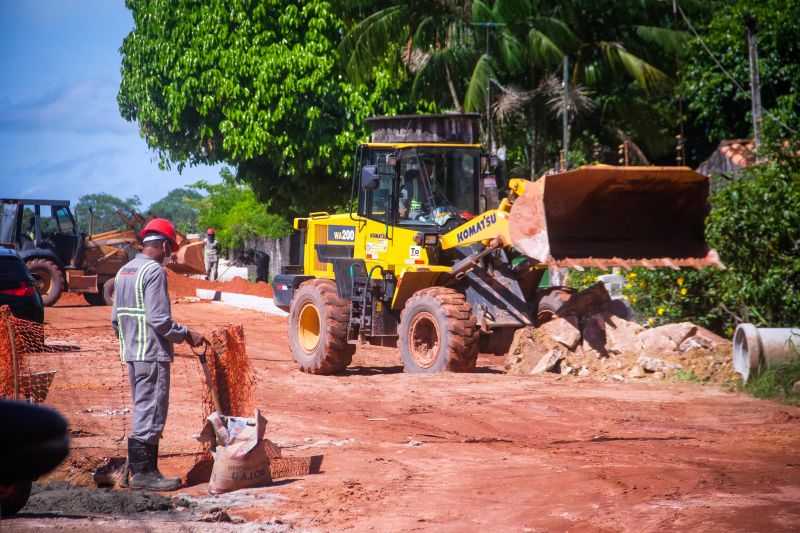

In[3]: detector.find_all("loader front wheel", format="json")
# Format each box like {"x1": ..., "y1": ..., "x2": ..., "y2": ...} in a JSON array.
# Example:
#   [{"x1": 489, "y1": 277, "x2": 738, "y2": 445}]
[
  {"x1": 289, "y1": 279, "x2": 355, "y2": 375},
  {"x1": 399, "y1": 287, "x2": 478, "y2": 373}
]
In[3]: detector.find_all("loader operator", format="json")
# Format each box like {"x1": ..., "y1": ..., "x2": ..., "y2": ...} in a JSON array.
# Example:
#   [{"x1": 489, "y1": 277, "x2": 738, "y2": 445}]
[
  {"x1": 400, "y1": 158, "x2": 436, "y2": 221},
  {"x1": 111, "y1": 217, "x2": 207, "y2": 491},
  {"x1": 205, "y1": 228, "x2": 220, "y2": 281}
]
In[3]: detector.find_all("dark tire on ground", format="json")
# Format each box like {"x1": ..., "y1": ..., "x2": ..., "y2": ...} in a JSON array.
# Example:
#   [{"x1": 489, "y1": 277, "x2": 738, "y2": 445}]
[
  {"x1": 83, "y1": 291, "x2": 105, "y2": 306},
  {"x1": 534, "y1": 286, "x2": 577, "y2": 325},
  {"x1": 478, "y1": 327, "x2": 518, "y2": 355},
  {"x1": 26, "y1": 259, "x2": 64, "y2": 307},
  {"x1": 102, "y1": 278, "x2": 115, "y2": 306},
  {"x1": 288, "y1": 279, "x2": 355, "y2": 375},
  {"x1": 399, "y1": 287, "x2": 478, "y2": 373},
  {"x1": 0, "y1": 480, "x2": 32, "y2": 517}
]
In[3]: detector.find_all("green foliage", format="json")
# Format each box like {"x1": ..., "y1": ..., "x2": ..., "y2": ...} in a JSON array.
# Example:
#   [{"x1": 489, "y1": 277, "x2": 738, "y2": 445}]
[
  {"x1": 119, "y1": 0, "x2": 419, "y2": 219},
  {"x1": 682, "y1": 0, "x2": 800, "y2": 146},
  {"x1": 147, "y1": 188, "x2": 203, "y2": 234},
  {"x1": 191, "y1": 168, "x2": 291, "y2": 250},
  {"x1": 74, "y1": 193, "x2": 142, "y2": 234},
  {"x1": 744, "y1": 354, "x2": 800, "y2": 406}
]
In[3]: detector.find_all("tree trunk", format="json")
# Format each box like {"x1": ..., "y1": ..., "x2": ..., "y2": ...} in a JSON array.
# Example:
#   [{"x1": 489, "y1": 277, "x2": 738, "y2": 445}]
[{"x1": 444, "y1": 63, "x2": 463, "y2": 113}]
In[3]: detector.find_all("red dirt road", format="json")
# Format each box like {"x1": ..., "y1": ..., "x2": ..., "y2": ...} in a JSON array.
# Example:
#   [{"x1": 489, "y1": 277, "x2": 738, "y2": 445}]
[{"x1": 8, "y1": 299, "x2": 800, "y2": 531}]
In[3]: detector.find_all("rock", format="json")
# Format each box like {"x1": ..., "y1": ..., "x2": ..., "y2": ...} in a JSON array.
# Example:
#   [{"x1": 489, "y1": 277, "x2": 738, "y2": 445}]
[
  {"x1": 531, "y1": 348, "x2": 565, "y2": 374},
  {"x1": 505, "y1": 327, "x2": 565, "y2": 375},
  {"x1": 652, "y1": 371, "x2": 665, "y2": 380},
  {"x1": 557, "y1": 282, "x2": 612, "y2": 318},
  {"x1": 637, "y1": 355, "x2": 683, "y2": 373},
  {"x1": 604, "y1": 315, "x2": 644, "y2": 355},
  {"x1": 578, "y1": 366, "x2": 591, "y2": 377},
  {"x1": 611, "y1": 374, "x2": 625, "y2": 382},
  {"x1": 793, "y1": 380, "x2": 800, "y2": 394},
  {"x1": 581, "y1": 314, "x2": 608, "y2": 357},
  {"x1": 637, "y1": 322, "x2": 698, "y2": 354},
  {"x1": 542, "y1": 316, "x2": 582, "y2": 350},
  {"x1": 628, "y1": 364, "x2": 646, "y2": 378},
  {"x1": 561, "y1": 364, "x2": 574, "y2": 375}
]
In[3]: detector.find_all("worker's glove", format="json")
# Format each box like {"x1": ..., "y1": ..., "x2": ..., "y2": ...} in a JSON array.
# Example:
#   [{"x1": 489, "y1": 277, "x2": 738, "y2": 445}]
[{"x1": 186, "y1": 330, "x2": 208, "y2": 348}]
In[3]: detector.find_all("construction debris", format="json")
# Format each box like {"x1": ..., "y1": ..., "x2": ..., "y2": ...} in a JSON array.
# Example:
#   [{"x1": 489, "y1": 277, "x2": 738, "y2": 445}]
[{"x1": 505, "y1": 284, "x2": 735, "y2": 382}]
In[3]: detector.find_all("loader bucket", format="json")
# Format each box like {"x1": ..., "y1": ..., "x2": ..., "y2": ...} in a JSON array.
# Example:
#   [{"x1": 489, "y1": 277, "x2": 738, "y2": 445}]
[
  {"x1": 165, "y1": 240, "x2": 207, "y2": 275},
  {"x1": 509, "y1": 166, "x2": 723, "y2": 269}
]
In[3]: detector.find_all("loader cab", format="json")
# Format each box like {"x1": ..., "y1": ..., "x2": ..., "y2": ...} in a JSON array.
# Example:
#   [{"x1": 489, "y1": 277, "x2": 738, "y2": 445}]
[
  {"x1": 0, "y1": 199, "x2": 80, "y2": 266},
  {"x1": 356, "y1": 145, "x2": 481, "y2": 233}
]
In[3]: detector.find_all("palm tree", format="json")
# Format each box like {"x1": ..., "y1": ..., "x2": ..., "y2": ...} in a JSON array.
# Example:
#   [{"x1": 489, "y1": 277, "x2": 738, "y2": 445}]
[{"x1": 338, "y1": 1, "x2": 474, "y2": 112}]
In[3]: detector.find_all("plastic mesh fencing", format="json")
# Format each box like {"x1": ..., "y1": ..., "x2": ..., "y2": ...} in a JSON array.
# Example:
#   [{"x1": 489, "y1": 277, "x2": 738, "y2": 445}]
[{"x1": 1, "y1": 305, "x2": 46, "y2": 401}]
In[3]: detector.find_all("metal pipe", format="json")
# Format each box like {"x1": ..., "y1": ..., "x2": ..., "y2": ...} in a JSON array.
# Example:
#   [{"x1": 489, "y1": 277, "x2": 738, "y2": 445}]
[{"x1": 733, "y1": 323, "x2": 800, "y2": 381}]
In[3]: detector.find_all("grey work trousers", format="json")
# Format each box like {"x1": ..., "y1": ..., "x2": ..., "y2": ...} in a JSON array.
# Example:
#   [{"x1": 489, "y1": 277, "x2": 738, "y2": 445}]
[
  {"x1": 127, "y1": 361, "x2": 171, "y2": 445},
  {"x1": 206, "y1": 260, "x2": 218, "y2": 281}
]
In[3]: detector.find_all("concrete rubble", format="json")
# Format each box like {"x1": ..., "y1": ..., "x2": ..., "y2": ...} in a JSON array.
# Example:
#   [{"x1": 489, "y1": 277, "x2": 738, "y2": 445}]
[{"x1": 505, "y1": 283, "x2": 735, "y2": 382}]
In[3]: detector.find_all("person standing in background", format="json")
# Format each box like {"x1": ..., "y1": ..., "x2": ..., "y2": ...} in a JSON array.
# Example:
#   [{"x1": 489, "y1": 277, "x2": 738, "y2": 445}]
[{"x1": 205, "y1": 228, "x2": 220, "y2": 281}]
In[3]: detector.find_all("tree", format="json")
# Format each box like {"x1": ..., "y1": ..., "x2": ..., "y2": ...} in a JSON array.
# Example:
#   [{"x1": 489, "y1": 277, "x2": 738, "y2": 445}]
[
  {"x1": 147, "y1": 188, "x2": 203, "y2": 234},
  {"x1": 119, "y1": 0, "x2": 415, "y2": 218},
  {"x1": 74, "y1": 193, "x2": 142, "y2": 234},
  {"x1": 682, "y1": 0, "x2": 800, "y2": 158},
  {"x1": 192, "y1": 168, "x2": 291, "y2": 250}
]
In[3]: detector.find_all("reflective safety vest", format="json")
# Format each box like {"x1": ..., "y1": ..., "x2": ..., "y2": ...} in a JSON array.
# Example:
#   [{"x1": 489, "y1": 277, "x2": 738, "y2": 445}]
[{"x1": 111, "y1": 254, "x2": 188, "y2": 363}]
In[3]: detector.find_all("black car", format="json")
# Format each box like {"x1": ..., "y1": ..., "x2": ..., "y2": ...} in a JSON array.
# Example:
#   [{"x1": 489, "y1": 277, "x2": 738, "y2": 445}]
[{"x1": 0, "y1": 247, "x2": 44, "y2": 323}]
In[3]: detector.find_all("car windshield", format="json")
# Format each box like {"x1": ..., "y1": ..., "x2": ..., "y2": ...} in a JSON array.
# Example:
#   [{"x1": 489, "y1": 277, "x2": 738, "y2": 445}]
[{"x1": 398, "y1": 147, "x2": 479, "y2": 228}]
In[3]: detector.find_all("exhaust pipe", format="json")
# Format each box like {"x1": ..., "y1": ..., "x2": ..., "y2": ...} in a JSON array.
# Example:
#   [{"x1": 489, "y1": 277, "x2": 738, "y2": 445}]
[{"x1": 732, "y1": 323, "x2": 800, "y2": 381}]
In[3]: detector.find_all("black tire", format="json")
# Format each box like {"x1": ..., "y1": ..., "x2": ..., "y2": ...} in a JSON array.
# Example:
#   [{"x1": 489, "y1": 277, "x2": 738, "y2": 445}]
[
  {"x1": 103, "y1": 278, "x2": 115, "y2": 306},
  {"x1": 399, "y1": 287, "x2": 478, "y2": 373},
  {"x1": 534, "y1": 286, "x2": 577, "y2": 325},
  {"x1": 26, "y1": 259, "x2": 64, "y2": 307},
  {"x1": 83, "y1": 291, "x2": 105, "y2": 306},
  {"x1": 288, "y1": 279, "x2": 355, "y2": 375},
  {"x1": 0, "y1": 480, "x2": 32, "y2": 517}
]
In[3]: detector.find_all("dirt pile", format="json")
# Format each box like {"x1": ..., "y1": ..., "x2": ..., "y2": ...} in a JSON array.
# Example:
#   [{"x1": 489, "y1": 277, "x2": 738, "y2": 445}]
[
  {"x1": 165, "y1": 270, "x2": 273, "y2": 299},
  {"x1": 505, "y1": 283, "x2": 735, "y2": 382},
  {"x1": 23, "y1": 481, "x2": 176, "y2": 515}
]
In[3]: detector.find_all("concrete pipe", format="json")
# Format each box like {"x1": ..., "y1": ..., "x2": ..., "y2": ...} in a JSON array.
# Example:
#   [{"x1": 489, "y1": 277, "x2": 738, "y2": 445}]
[{"x1": 732, "y1": 324, "x2": 800, "y2": 381}]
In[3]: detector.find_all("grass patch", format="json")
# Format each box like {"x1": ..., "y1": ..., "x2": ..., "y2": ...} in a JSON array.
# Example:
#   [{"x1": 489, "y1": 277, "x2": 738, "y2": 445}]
[
  {"x1": 744, "y1": 356, "x2": 800, "y2": 405},
  {"x1": 672, "y1": 369, "x2": 700, "y2": 383}
]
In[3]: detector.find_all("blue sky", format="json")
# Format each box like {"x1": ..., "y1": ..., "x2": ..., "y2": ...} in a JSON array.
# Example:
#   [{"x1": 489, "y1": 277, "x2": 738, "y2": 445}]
[{"x1": 0, "y1": 1, "x2": 223, "y2": 209}]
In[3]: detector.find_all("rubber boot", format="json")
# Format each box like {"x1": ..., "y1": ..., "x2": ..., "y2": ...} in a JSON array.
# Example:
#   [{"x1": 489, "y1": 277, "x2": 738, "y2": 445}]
[
  {"x1": 150, "y1": 442, "x2": 181, "y2": 486},
  {"x1": 128, "y1": 438, "x2": 181, "y2": 491}
]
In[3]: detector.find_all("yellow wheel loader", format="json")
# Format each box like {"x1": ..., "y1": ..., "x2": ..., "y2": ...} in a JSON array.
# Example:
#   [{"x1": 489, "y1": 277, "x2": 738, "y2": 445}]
[{"x1": 273, "y1": 114, "x2": 722, "y2": 374}]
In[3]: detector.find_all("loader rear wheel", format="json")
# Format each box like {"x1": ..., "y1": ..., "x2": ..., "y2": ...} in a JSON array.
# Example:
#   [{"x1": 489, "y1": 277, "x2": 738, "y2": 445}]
[
  {"x1": 26, "y1": 259, "x2": 64, "y2": 306},
  {"x1": 102, "y1": 279, "x2": 116, "y2": 306},
  {"x1": 399, "y1": 287, "x2": 478, "y2": 373},
  {"x1": 535, "y1": 287, "x2": 576, "y2": 325},
  {"x1": 289, "y1": 279, "x2": 355, "y2": 375}
]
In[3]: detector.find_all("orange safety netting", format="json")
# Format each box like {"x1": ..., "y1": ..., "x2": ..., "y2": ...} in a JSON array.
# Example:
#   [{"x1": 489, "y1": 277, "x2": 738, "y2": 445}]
[{"x1": 0, "y1": 304, "x2": 49, "y2": 401}]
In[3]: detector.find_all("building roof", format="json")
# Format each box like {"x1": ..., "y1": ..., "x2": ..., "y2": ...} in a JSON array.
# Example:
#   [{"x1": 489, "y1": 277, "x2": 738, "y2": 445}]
[{"x1": 696, "y1": 139, "x2": 756, "y2": 177}]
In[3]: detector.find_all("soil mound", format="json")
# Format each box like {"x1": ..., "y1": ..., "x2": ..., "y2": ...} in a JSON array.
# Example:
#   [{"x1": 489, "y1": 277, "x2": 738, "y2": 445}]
[
  {"x1": 505, "y1": 283, "x2": 736, "y2": 382},
  {"x1": 24, "y1": 481, "x2": 176, "y2": 515},
  {"x1": 165, "y1": 270, "x2": 273, "y2": 299}
]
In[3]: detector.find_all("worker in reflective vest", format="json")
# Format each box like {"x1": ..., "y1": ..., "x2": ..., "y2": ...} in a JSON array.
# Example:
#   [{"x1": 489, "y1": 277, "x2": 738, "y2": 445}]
[{"x1": 111, "y1": 218, "x2": 207, "y2": 491}]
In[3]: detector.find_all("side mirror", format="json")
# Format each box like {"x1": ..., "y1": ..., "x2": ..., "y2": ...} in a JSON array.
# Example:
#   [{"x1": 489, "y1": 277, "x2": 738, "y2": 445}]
[{"x1": 361, "y1": 165, "x2": 380, "y2": 191}]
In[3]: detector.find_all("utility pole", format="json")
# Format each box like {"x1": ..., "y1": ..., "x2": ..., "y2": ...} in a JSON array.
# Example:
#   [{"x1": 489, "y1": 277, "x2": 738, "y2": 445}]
[
  {"x1": 562, "y1": 56, "x2": 569, "y2": 170},
  {"x1": 744, "y1": 12, "x2": 762, "y2": 153},
  {"x1": 471, "y1": 22, "x2": 505, "y2": 153}
]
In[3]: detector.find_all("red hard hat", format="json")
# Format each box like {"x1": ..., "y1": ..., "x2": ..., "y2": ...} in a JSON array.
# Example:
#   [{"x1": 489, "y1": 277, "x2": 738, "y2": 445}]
[
  {"x1": 140, "y1": 218, "x2": 180, "y2": 251},
  {"x1": 207, "y1": 228, "x2": 215, "y2": 234}
]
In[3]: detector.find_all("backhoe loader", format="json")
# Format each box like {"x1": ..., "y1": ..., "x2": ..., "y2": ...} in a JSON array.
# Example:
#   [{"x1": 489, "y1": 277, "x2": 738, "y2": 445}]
[
  {"x1": 273, "y1": 114, "x2": 722, "y2": 374},
  {"x1": 0, "y1": 199, "x2": 207, "y2": 306}
]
